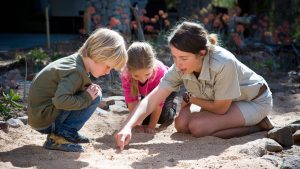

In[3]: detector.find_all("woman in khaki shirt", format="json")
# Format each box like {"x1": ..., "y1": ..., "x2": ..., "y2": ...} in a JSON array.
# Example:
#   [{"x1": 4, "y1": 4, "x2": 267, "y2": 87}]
[{"x1": 115, "y1": 21, "x2": 273, "y2": 150}]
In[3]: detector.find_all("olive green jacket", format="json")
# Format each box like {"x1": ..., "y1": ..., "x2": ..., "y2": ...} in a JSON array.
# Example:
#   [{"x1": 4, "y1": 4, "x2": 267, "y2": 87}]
[{"x1": 28, "y1": 53, "x2": 93, "y2": 129}]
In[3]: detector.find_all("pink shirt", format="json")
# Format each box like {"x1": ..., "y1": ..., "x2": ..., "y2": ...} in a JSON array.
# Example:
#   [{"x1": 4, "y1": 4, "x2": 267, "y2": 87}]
[{"x1": 121, "y1": 60, "x2": 169, "y2": 106}]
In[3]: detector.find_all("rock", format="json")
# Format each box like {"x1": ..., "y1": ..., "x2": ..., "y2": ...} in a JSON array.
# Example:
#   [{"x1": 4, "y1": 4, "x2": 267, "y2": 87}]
[
  {"x1": 288, "y1": 124, "x2": 300, "y2": 133},
  {"x1": 261, "y1": 155, "x2": 282, "y2": 167},
  {"x1": 6, "y1": 118, "x2": 24, "y2": 128},
  {"x1": 98, "y1": 101, "x2": 110, "y2": 110},
  {"x1": 95, "y1": 107, "x2": 111, "y2": 115},
  {"x1": 267, "y1": 126, "x2": 294, "y2": 147},
  {"x1": 291, "y1": 120, "x2": 300, "y2": 124},
  {"x1": 280, "y1": 155, "x2": 300, "y2": 169},
  {"x1": 265, "y1": 138, "x2": 283, "y2": 152},
  {"x1": 109, "y1": 104, "x2": 129, "y2": 114},
  {"x1": 238, "y1": 139, "x2": 267, "y2": 157},
  {"x1": 103, "y1": 96, "x2": 125, "y2": 102},
  {"x1": 168, "y1": 158, "x2": 175, "y2": 162},
  {"x1": 98, "y1": 99, "x2": 116, "y2": 110},
  {"x1": 18, "y1": 115, "x2": 28, "y2": 125},
  {"x1": 0, "y1": 121, "x2": 9, "y2": 133},
  {"x1": 293, "y1": 130, "x2": 300, "y2": 142}
]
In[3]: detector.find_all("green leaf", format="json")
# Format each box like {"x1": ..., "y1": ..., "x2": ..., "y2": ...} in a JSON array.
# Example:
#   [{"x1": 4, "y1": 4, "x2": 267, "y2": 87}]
[
  {"x1": 11, "y1": 94, "x2": 21, "y2": 101},
  {"x1": 11, "y1": 100, "x2": 23, "y2": 108},
  {"x1": 9, "y1": 89, "x2": 14, "y2": 97}
]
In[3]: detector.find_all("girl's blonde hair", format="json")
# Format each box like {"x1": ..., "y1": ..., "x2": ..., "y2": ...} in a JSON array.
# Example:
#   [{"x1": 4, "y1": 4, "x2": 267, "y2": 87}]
[
  {"x1": 78, "y1": 28, "x2": 127, "y2": 70},
  {"x1": 126, "y1": 42, "x2": 156, "y2": 96}
]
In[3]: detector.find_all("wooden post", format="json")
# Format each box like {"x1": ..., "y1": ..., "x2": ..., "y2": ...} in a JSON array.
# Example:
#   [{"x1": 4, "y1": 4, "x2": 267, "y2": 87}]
[
  {"x1": 130, "y1": 5, "x2": 145, "y2": 41},
  {"x1": 45, "y1": 6, "x2": 50, "y2": 49}
]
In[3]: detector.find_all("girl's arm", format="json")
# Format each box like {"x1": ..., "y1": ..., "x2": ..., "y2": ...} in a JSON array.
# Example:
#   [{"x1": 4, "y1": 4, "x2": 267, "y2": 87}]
[
  {"x1": 146, "y1": 106, "x2": 163, "y2": 133},
  {"x1": 115, "y1": 86, "x2": 172, "y2": 150},
  {"x1": 127, "y1": 102, "x2": 138, "y2": 112}
]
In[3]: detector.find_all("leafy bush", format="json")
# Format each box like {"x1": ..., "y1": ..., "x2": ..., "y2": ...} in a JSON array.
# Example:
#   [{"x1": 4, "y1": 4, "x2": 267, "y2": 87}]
[{"x1": 0, "y1": 89, "x2": 24, "y2": 120}]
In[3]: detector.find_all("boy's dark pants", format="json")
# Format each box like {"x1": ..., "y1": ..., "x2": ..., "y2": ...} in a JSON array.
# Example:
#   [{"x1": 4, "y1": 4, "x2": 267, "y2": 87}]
[{"x1": 38, "y1": 96, "x2": 101, "y2": 143}]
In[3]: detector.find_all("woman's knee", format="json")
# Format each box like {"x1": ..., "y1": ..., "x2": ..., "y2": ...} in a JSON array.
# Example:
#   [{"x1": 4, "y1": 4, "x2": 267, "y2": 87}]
[
  {"x1": 174, "y1": 105, "x2": 192, "y2": 133},
  {"x1": 188, "y1": 119, "x2": 212, "y2": 137},
  {"x1": 174, "y1": 117, "x2": 189, "y2": 133}
]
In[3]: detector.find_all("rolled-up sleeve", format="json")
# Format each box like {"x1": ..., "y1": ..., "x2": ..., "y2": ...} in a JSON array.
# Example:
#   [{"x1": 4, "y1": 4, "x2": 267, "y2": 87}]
[{"x1": 159, "y1": 65, "x2": 183, "y2": 92}]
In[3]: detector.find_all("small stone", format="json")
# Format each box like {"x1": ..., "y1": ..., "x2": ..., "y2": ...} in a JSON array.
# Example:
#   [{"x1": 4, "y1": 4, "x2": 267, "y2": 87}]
[
  {"x1": 7, "y1": 118, "x2": 24, "y2": 128},
  {"x1": 18, "y1": 115, "x2": 28, "y2": 125},
  {"x1": 0, "y1": 121, "x2": 9, "y2": 133},
  {"x1": 168, "y1": 158, "x2": 175, "y2": 162},
  {"x1": 293, "y1": 130, "x2": 300, "y2": 142},
  {"x1": 265, "y1": 139, "x2": 283, "y2": 152},
  {"x1": 267, "y1": 126, "x2": 294, "y2": 147}
]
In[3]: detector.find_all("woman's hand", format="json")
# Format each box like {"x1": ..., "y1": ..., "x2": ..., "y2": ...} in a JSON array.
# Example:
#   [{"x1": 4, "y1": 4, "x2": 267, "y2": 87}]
[{"x1": 114, "y1": 127, "x2": 132, "y2": 151}]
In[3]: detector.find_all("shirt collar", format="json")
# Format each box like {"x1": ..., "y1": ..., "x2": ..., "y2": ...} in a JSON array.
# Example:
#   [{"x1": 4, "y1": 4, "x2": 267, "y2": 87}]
[{"x1": 198, "y1": 51, "x2": 211, "y2": 81}]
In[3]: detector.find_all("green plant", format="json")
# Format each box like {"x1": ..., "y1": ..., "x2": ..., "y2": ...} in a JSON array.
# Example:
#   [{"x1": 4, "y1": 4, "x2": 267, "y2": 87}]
[
  {"x1": 0, "y1": 102, "x2": 10, "y2": 119},
  {"x1": 212, "y1": 0, "x2": 236, "y2": 9},
  {"x1": 26, "y1": 48, "x2": 48, "y2": 62},
  {"x1": 0, "y1": 89, "x2": 24, "y2": 120}
]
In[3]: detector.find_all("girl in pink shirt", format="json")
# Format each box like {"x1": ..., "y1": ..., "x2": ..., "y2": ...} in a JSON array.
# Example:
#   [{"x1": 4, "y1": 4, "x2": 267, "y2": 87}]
[{"x1": 121, "y1": 42, "x2": 176, "y2": 133}]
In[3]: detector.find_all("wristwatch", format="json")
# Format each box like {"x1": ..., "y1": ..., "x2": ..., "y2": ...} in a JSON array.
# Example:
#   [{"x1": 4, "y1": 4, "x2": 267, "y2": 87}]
[{"x1": 182, "y1": 92, "x2": 192, "y2": 103}]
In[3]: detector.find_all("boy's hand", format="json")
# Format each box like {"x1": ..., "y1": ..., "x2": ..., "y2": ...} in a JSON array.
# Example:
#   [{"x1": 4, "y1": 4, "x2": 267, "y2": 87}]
[{"x1": 86, "y1": 84, "x2": 102, "y2": 100}]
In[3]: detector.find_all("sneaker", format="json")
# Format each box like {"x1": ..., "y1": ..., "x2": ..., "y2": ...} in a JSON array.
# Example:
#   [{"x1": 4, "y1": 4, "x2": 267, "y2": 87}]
[
  {"x1": 43, "y1": 133, "x2": 84, "y2": 152},
  {"x1": 56, "y1": 130, "x2": 91, "y2": 143},
  {"x1": 72, "y1": 133, "x2": 91, "y2": 143}
]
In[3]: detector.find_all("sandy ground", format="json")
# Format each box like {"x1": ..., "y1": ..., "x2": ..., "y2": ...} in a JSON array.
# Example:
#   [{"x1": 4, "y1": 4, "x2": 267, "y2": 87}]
[{"x1": 0, "y1": 75, "x2": 300, "y2": 169}]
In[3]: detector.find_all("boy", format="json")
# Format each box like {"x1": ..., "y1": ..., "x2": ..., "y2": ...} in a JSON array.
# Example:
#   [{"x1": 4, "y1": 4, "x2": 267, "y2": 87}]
[{"x1": 28, "y1": 28, "x2": 127, "y2": 152}]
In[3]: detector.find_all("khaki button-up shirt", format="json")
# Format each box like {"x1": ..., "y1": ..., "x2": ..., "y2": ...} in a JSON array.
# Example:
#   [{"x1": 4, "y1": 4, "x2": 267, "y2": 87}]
[{"x1": 160, "y1": 46, "x2": 267, "y2": 101}]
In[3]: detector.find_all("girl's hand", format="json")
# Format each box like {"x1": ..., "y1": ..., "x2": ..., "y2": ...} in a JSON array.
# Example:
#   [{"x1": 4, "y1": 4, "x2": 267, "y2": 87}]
[
  {"x1": 144, "y1": 126, "x2": 156, "y2": 134},
  {"x1": 86, "y1": 84, "x2": 102, "y2": 100},
  {"x1": 133, "y1": 125, "x2": 145, "y2": 133},
  {"x1": 114, "y1": 127, "x2": 132, "y2": 151},
  {"x1": 133, "y1": 125, "x2": 156, "y2": 134}
]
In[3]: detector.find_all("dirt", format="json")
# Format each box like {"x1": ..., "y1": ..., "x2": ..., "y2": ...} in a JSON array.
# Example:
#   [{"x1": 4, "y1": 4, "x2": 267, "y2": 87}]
[
  {"x1": 0, "y1": 71, "x2": 299, "y2": 169},
  {"x1": 0, "y1": 40, "x2": 300, "y2": 168}
]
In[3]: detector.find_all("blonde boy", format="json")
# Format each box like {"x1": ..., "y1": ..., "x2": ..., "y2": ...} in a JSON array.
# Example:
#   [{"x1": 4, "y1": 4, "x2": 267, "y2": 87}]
[{"x1": 28, "y1": 28, "x2": 127, "y2": 152}]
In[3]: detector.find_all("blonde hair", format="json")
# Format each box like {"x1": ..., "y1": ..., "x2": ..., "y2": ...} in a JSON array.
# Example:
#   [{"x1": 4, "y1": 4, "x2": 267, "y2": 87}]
[
  {"x1": 126, "y1": 42, "x2": 156, "y2": 96},
  {"x1": 78, "y1": 28, "x2": 127, "y2": 70}
]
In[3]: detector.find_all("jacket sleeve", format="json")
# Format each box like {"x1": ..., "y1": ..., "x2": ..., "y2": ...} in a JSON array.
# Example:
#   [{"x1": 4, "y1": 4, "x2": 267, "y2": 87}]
[{"x1": 52, "y1": 72, "x2": 93, "y2": 110}]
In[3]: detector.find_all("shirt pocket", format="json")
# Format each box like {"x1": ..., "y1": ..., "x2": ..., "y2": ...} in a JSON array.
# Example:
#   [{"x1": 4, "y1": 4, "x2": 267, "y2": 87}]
[{"x1": 200, "y1": 81, "x2": 215, "y2": 100}]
